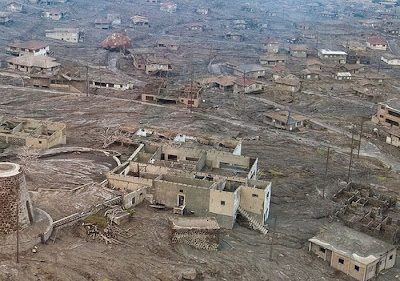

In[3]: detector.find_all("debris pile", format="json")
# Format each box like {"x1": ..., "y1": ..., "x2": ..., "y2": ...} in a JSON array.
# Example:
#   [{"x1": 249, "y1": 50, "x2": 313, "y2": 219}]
[{"x1": 101, "y1": 33, "x2": 132, "y2": 52}]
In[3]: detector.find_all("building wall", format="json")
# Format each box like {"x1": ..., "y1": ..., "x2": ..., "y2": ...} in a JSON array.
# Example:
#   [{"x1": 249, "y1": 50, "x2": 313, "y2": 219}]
[
  {"x1": 122, "y1": 187, "x2": 147, "y2": 208},
  {"x1": 46, "y1": 32, "x2": 79, "y2": 43},
  {"x1": 374, "y1": 104, "x2": 400, "y2": 127},
  {"x1": 240, "y1": 181, "x2": 271, "y2": 225},
  {"x1": 291, "y1": 50, "x2": 307, "y2": 58}
]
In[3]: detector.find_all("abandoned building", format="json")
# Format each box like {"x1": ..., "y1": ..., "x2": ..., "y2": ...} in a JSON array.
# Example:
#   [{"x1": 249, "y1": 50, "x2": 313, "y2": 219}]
[
  {"x1": 271, "y1": 65, "x2": 291, "y2": 80},
  {"x1": 259, "y1": 54, "x2": 287, "y2": 66},
  {"x1": 307, "y1": 59, "x2": 323, "y2": 71},
  {"x1": 195, "y1": 7, "x2": 209, "y2": 15},
  {"x1": 198, "y1": 75, "x2": 236, "y2": 91},
  {"x1": 366, "y1": 37, "x2": 387, "y2": 51},
  {"x1": 317, "y1": 49, "x2": 347, "y2": 64},
  {"x1": 43, "y1": 10, "x2": 64, "y2": 20},
  {"x1": 95, "y1": 18, "x2": 112, "y2": 29},
  {"x1": 6, "y1": 2, "x2": 23, "y2": 13},
  {"x1": 233, "y1": 78, "x2": 264, "y2": 94},
  {"x1": 333, "y1": 182, "x2": 400, "y2": 244},
  {"x1": 261, "y1": 39, "x2": 279, "y2": 53},
  {"x1": 170, "y1": 217, "x2": 220, "y2": 251},
  {"x1": 300, "y1": 69, "x2": 320, "y2": 80},
  {"x1": 156, "y1": 38, "x2": 179, "y2": 51},
  {"x1": 7, "y1": 56, "x2": 60, "y2": 74},
  {"x1": 264, "y1": 110, "x2": 308, "y2": 131},
  {"x1": 386, "y1": 128, "x2": 400, "y2": 147},
  {"x1": 233, "y1": 64, "x2": 266, "y2": 78},
  {"x1": 133, "y1": 55, "x2": 172, "y2": 75},
  {"x1": 339, "y1": 64, "x2": 364, "y2": 74},
  {"x1": 0, "y1": 162, "x2": 53, "y2": 254},
  {"x1": 6, "y1": 41, "x2": 49, "y2": 57},
  {"x1": 188, "y1": 22, "x2": 205, "y2": 31},
  {"x1": 225, "y1": 32, "x2": 243, "y2": 42},
  {"x1": 101, "y1": 33, "x2": 132, "y2": 53},
  {"x1": 381, "y1": 53, "x2": 400, "y2": 66},
  {"x1": 89, "y1": 69, "x2": 134, "y2": 90},
  {"x1": 289, "y1": 44, "x2": 308, "y2": 58},
  {"x1": 107, "y1": 14, "x2": 121, "y2": 26},
  {"x1": 160, "y1": 2, "x2": 177, "y2": 13},
  {"x1": 0, "y1": 13, "x2": 11, "y2": 25},
  {"x1": 29, "y1": 67, "x2": 86, "y2": 93},
  {"x1": 334, "y1": 72, "x2": 352, "y2": 81},
  {"x1": 0, "y1": 118, "x2": 66, "y2": 149},
  {"x1": 131, "y1": 16, "x2": 149, "y2": 26},
  {"x1": 309, "y1": 223, "x2": 396, "y2": 281},
  {"x1": 372, "y1": 102, "x2": 400, "y2": 128},
  {"x1": 45, "y1": 28, "x2": 84, "y2": 43},
  {"x1": 106, "y1": 142, "x2": 271, "y2": 230},
  {"x1": 275, "y1": 75, "x2": 301, "y2": 92}
]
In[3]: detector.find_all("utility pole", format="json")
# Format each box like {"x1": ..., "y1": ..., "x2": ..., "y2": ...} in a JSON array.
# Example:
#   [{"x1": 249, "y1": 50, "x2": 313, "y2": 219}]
[
  {"x1": 86, "y1": 65, "x2": 89, "y2": 97},
  {"x1": 242, "y1": 70, "x2": 246, "y2": 114},
  {"x1": 189, "y1": 65, "x2": 194, "y2": 113},
  {"x1": 269, "y1": 216, "x2": 277, "y2": 261},
  {"x1": 16, "y1": 183, "x2": 19, "y2": 264},
  {"x1": 357, "y1": 117, "x2": 364, "y2": 158},
  {"x1": 323, "y1": 146, "x2": 330, "y2": 199},
  {"x1": 347, "y1": 125, "x2": 355, "y2": 183}
]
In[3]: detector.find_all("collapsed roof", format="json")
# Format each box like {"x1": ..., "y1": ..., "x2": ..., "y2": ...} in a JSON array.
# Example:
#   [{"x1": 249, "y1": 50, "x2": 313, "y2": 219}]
[{"x1": 101, "y1": 33, "x2": 132, "y2": 51}]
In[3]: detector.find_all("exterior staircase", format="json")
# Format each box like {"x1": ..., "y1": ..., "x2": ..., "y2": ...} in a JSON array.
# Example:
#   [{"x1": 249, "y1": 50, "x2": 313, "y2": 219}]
[{"x1": 237, "y1": 206, "x2": 268, "y2": 235}]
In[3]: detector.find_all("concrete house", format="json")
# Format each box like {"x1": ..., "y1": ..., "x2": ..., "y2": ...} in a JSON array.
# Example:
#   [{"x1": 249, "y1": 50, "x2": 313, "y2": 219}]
[
  {"x1": 45, "y1": 28, "x2": 84, "y2": 43},
  {"x1": 233, "y1": 78, "x2": 264, "y2": 94},
  {"x1": 385, "y1": 28, "x2": 399, "y2": 36},
  {"x1": 366, "y1": 37, "x2": 387, "y2": 50},
  {"x1": 144, "y1": 57, "x2": 172, "y2": 75},
  {"x1": 318, "y1": 49, "x2": 347, "y2": 64},
  {"x1": 372, "y1": 102, "x2": 400, "y2": 128},
  {"x1": 7, "y1": 56, "x2": 60, "y2": 74},
  {"x1": 264, "y1": 110, "x2": 308, "y2": 131},
  {"x1": 160, "y1": 2, "x2": 177, "y2": 13},
  {"x1": 386, "y1": 128, "x2": 400, "y2": 147},
  {"x1": 30, "y1": 67, "x2": 86, "y2": 93},
  {"x1": 261, "y1": 39, "x2": 279, "y2": 53},
  {"x1": 334, "y1": 72, "x2": 352, "y2": 81},
  {"x1": 106, "y1": 142, "x2": 271, "y2": 229},
  {"x1": 107, "y1": 14, "x2": 121, "y2": 26},
  {"x1": 289, "y1": 44, "x2": 308, "y2": 58},
  {"x1": 300, "y1": 69, "x2": 320, "y2": 80},
  {"x1": 259, "y1": 54, "x2": 287, "y2": 66},
  {"x1": 6, "y1": 41, "x2": 49, "y2": 56},
  {"x1": 0, "y1": 118, "x2": 66, "y2": 149},
  {"x1": 275, "y1": 75, "x2": 301, "y2": 92},
  {"x1": 307, "y1": 59, "x2": 323, "y2": 71},
  {"x1": 195, "y1": 8, "x2": 209, "y2": 15},
  {"x1": 339, "y1": 64, "x2": 364, "y2": 74},
  {"x1": 198, "y1": 75, "x2": 236, "y2": 91},
  {"x1": 295, "y1": 22, "x2": 310, "y2": 30},
  {"x1": 44, "y1": 10, "x2": 64, "y2": 20},
  {"x1": 131, "y1": 16, "x2": 149, "y2": 26},
  {"x1": 233, "y1": 64, "x2": 266, "y2": 78},
  {"x1": 381, "y1": 53, "x2": 400, "y2": 66},
  {"x1": 309, "y1": 223, "x2": 396, "y2": 281}
]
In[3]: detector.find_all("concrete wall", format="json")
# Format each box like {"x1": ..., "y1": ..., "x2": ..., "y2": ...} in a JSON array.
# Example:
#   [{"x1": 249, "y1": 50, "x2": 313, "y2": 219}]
[
  {"x1": 206, "y1": 150, "x2": 251, "y2": 169},
  {"x1": 122, "y1": 187, "x2": 147, "y2": 208},
  {"x1": 240, "y1": 181, "x2": 271, "y2": 225},
  {"x1": 209, "y1": 187, "x2": 240, "y2": 217}
]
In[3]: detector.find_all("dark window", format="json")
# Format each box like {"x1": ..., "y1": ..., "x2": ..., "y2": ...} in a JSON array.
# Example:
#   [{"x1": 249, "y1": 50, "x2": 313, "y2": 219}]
[
  {"x1": 386, "y1": 119, "x2": 399, "y2": 126},
  {"x1": 319, "y1": 247, "x2": 325, "y2": 253},
  {"x1": 354, "y1": 265, "x2": 360, "y2": 271},
  {"x1": 179, "y1": 189, "x2": 183, "y2": 193},
  {"x1": 146, "y1": 96, "x2": 154, "y2": 101},
  {"x1": 339, "y1": 258, "x2": 344, "y2": 265},
  {"x1": 167, "y1": 154, "x2": 178, "y2": 161},
  {"x1": 131, "y1": 197, "x2": 136, "y2": 205},
  {"x1": 187, "y1": 100, "x2": 195, "y2": 105},
  {"x1": 388, "y1": 110, "x2": 400, "y2": 118},
  {"x1": 161, "y1": 153, "x2": 165, "y2": 160},
  {"x1": 390, "y1": 255, "x2": 393, "y2": 260},
  {"x1": 252, "y1": 194, "x2": 259, "y2": 197},
  {"x1": 221, "y1": 201, "x2": 225, "y2": 206}
]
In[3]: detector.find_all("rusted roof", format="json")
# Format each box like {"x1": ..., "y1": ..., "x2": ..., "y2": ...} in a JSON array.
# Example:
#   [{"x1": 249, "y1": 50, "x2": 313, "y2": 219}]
[{"x1": 367, "y1": 37, "x2": 387, "y2": 45}]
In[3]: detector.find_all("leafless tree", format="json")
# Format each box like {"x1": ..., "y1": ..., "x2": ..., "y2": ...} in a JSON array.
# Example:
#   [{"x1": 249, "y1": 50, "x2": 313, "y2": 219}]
[{"x1": 100, "y1": 126, "x2": 131, "y2": 149}]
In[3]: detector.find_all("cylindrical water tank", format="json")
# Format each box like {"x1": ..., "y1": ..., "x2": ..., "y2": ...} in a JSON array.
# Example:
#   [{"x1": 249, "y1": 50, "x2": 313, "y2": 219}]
[{"x1": 0, "y1": 163, "x2": 34, "y2": 234}]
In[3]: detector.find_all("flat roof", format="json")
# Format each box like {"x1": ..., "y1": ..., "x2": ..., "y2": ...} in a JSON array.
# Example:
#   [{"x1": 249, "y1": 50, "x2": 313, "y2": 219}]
[
  {"x1": 170, "y1": 217, "x2": 220, "y2": 230},
  {"x1": 319, "y1": 49, "x2": 347, "y2": 55},
  {"x1": 309, "y1": 223, "x2": 395, "y2": 265},
  {"x1": 0, "y1": 163, "x2": 20, "y2": 178},
  {"x1": 265, "y1": 110, "x2": 308, "y2": 123},
  {"x1": 8, "y1": 40, "x2": 49, "y2": 50}
]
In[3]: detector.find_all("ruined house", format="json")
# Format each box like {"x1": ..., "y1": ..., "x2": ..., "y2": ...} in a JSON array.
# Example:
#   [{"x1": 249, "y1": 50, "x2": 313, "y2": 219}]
[
  {"x1": 261, "y1": 39, "x2": 279, "y2": 53},
  {"x1": 225, "y1": 32, "x2": 243, "y2": 42},
  {"x1": 198, "y1": 75, "x2": 236, "y2": 91},
  {"x1": 160, "y1": 2, "x2": 177, "y2": 13},
  {"x1": 307, "y1": 59, "x2": 323, "y2": 71},
  {"x1": 381, "y1": 53, "x2": 400, "y2": 66},
  {"x1": 156, "y1": 38, "x2": 179, "y2": 51},
  {"x1": 101, "y1": 33, "x2": 132, "y2": 53},
  {"x1": 366, "y1": 37, "x2": 387, "y2": 51},
  {"x1": 372, "y1": 102, "x2": 400, "y2": 128},
  {"x1": 6, "y1": 41, "x2": 49, "y2": 57},
  {"x1": 195, "y1": 7, "x2": 209, "y2": 15},
  {"x1": 233, "y1": 64, "x2": 266, "y2": 78},
  {"x1": 188, "y1": 22, "x2": 205, "y2": 31},
  {"x1": 44, "y1": 10, "x2": 64, "y2": 20},
  {"x1": 131, "y1": 16, "x2": 149, "y2": 26},
  {"x1": 309, "y1": 223, "x2": 396, "y2": 281},
  {"x1": 339, "y1": 64, "x2": 364, "y2": 74},
  {"x1": 89, "y1": 69, "x2": 133, "y2": 90},
  {"x1": 275, "y1": 75, "x2": 301, "y2": 92},
  {"x1": 0, "y1": 12, "x2": 11, "y2": 25},
  {"x1": 95, "y1": 18, "x2": 112, "y2": 29},
  {"x1": 264, "y1": 110, "x2": 308, "y2": 131},
  {"x1": 259, "y1": 54, "x2": 287, "y2": 66},
  {"x1": 289, "y1": 44, "x2": 308, "y2": 58},
  {"x1": 107, "y1": 14, "x2": 121, "y2": 26},
  {"x1": 318, "y1": 49, "x2": 347, "y2": 64},
  {"x1": 300, "y1": 69, "x2": 320, "y2": 80},
  {"x1": 334, "y1": 72, "x2": 352, "y2": 81},
  {"x1": 233, "y1": 78, "x2": 264, "y2": 94},
  {"x1": 136, "y1": 56, "x2": 172, "y2": 75},
  {"x1": 6, "y1": 2, "x2": 23, "y2": 12},
  {"x1": 0, "y1": 118, "x2": 66, "y2": 149},
  {"x1": 106, "y1": 142, "x2": 271, "y2": 229},
  {"x1": 45, "y1": 28, "x2": 84, "y2": 43},
  {"x1": 271, "y1": 65, "x2": 290, "y2": 80},
  {"x1": 7, "y1": 56, "x2": 60, "y2": 74},
  {"x1": 294, "y1": 22, "x2": 310, "y2": 30}
]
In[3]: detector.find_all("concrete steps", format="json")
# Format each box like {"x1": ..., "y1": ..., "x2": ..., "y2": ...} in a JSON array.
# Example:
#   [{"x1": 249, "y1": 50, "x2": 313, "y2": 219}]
[{"x1": 237, "y1": 206, "x2": 268, "y2": 235}]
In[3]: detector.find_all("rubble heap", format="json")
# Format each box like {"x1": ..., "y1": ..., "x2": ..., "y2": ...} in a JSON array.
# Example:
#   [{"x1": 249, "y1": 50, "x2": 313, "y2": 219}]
[{"x1": 101, "y1": 33, "x2": 132, "y2": 52}]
